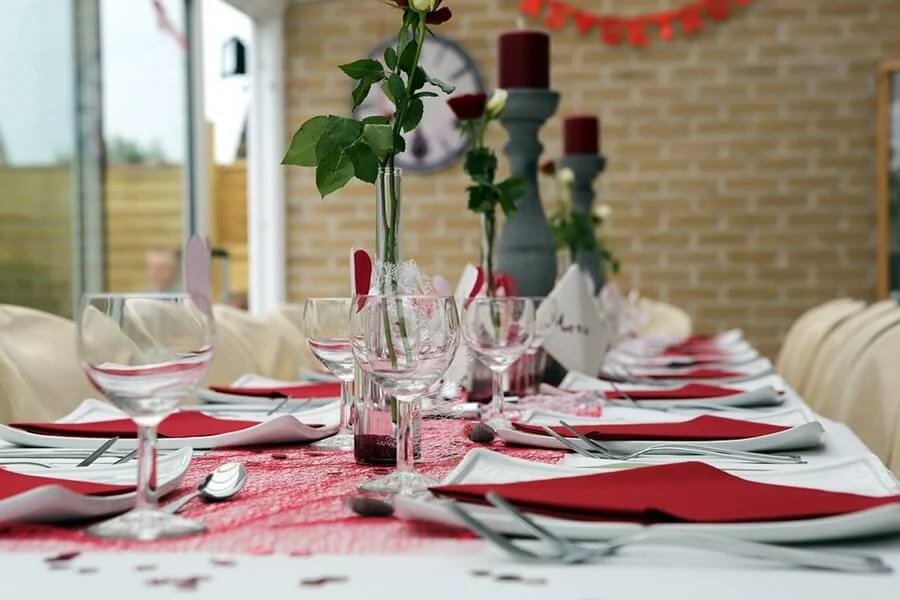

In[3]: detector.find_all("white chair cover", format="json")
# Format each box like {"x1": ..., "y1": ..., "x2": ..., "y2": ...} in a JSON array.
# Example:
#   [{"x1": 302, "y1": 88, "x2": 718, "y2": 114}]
[
  {"x1": 212, "y1": 304, "x2": 299, "y2": 380},
  {"x1": 793, "y1": 300, "x2": 880, "y2": 398},
  {"x1": 635, "y1": 298, "x2": 693, "y2": 339}
]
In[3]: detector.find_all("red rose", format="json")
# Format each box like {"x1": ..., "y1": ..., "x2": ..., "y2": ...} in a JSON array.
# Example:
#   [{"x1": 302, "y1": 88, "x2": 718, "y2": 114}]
[
  {"x1": 540, "y1": 160, "x2": 556, "y2": 175},
  {"x1": 447, "y1": 93, "x2": 488, "y2": 121}
]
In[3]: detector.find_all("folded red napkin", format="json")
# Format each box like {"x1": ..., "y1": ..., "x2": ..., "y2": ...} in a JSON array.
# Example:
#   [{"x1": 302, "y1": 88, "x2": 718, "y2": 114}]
[
  {"x1": 663, "y1": 347, "x2": 727, "y2": 357},
  {"x1": 512, "y1": 415, "x2": 788, "y2": 442},
  {"x1": 603, "y1": 383, "x2": 743, "y2": 400},
  {"x1": 431, "y1": 461, "x2": 900, "y2": 524},
  {"x1": 641, "y1": 368, "x2": 744, "y2": 380},
  {"x1": 0, "y1": 468, "x2": 132, "y2": 501},
  {"x1": 209, "y1": 382, "x2": 341, "y2": 399},
  {"x1": 11, "y1": 412, "x2": 265, "y2": 439}
]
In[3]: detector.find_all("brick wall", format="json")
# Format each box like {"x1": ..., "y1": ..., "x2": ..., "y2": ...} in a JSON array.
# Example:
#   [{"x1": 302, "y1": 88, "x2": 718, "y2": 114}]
[{"x1": 283, "y1": 0, "x2": 900, "y2": 357}]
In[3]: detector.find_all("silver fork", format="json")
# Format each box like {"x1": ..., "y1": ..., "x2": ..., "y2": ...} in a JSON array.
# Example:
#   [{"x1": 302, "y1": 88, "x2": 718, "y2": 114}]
[
  {"x1": 444, "y1": 496, "x2": 891, "y2": 574},
  {"x1": 605, "y1": 380, "x2": 747, "y2": 413},
  {"x1": 543, "y1": 423, "x2": 803, "y2": 465}
]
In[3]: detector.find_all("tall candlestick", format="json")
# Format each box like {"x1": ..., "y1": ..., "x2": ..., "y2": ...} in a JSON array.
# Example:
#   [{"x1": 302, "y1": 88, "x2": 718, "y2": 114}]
[
  {"x1": 496, "y1": 89, "x2": 560, "y2": 297},
  {"x1": 563, "y1": 115, "x2": 600, "y2": 155},
  {"x1": 498, "y1": 30, "x2": 550, "y2": 89}
]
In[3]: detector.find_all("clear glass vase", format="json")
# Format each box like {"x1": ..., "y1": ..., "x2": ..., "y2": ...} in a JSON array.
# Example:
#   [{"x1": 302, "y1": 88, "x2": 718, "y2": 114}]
[{"x1": 353, "y1": 167, "x2": 423, "y2": 466}]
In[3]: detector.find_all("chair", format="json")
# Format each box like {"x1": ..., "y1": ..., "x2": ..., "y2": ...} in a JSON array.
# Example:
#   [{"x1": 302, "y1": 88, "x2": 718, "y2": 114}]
[
  {"x1": 267, "y1": 306, "x2": 319, "y2": 375},
  {"x1": 775, "y1": 299, "x2": 860, "y2": 388},
  {"x1": 0, "y1": 305, "x2": 101, "y2": 421},
  {"x1": 635, "y1": 298, "x2": 693, "y2": 339},
  {"x1": 813, "y1": 309, "x2": 900, "y2": 420},
  {"x1": 212, "y1": 304, "x2": 300, "y2": 381},
  {"x1": 793, "y1": 300, "x2": 882, "y2": 399},
  {"x1": 839, "y1": 326, "x2": 900, "y2": 466}
]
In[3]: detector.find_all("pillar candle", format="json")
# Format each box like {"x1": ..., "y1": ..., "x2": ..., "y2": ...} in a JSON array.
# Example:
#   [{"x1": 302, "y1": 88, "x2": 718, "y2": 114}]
[
  {"x1": 563, "y1": 115, "x2": 600, "y2": 155},
  {"x1": 498, "y1": 30, "x2": 550, "y2": 89}
]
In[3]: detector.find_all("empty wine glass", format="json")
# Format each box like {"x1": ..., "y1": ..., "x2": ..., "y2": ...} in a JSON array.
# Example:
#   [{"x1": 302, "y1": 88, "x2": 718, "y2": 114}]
[
  {"x1": 78, "y1": 293, "x2": 214, "y2": 541},
  {"x1": 520, "y1": 296, "x2": 559, "y2": 394},
  {"x1": 302, "y1": 298, "x2": 354, "y2": 451},
  {"x1": 350, "y1": 294, "x2": 459, "y2": 495},
  {"x1": 462, "y1": 297, "x2": 535, "y2": 427}
]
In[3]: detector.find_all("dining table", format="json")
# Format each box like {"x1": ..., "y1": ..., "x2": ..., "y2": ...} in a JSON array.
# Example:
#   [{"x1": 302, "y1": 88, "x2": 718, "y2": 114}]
[{"x1": 1, "y1": 350, "x2": 899, "y2": 599}]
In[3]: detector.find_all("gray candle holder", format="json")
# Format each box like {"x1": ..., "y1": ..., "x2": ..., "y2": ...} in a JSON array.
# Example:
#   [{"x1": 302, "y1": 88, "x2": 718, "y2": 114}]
[
  {"x1": 497, "y1": 89, "x2": 560, "y2": 297},
  {"x1": 558, "y1": 154, "x2": 608, "y2": 293}
]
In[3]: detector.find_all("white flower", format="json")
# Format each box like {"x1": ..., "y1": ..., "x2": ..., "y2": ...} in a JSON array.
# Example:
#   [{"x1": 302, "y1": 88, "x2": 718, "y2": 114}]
[
  {"x1": 594, "y1": 204, "x2": 612, "y2": 221},
  {"x1": 557, "y1": 167, "x2": 575, "y2": 188},
  {"x1": 486, "y1": 89, "x2": 508, "y2": 119},
  {"x1": 410, "y1": 0, "x2": 437, "y2": 12}
]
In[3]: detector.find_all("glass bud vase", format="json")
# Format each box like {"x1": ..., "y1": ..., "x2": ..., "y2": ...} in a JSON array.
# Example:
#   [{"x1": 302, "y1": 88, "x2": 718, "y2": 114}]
[{"x1": 353, "y1": 167, "x2": 422, "y2": 466}]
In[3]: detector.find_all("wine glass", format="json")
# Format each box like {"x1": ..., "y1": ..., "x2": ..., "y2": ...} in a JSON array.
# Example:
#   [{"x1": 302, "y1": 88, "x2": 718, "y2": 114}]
[
  {"x1": 350, "y1": 294, "x2": 459, "y2": 495},
  {"x1": 521, "y1": 296, "x2": 559, "y2": 393},
  {"x1": 302, "y1": 298, "x2": 355, "y2": 451},
  {"x1": 462, "y1": 297, "x2": 535, "y2": 427},
  {"x1": 78, "y1": 293, "x2": 214, "y2": 541}
]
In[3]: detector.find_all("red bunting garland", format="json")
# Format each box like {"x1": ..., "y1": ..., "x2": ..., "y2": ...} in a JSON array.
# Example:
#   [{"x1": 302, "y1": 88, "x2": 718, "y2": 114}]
[{"x1": 519, "y1": 0, "x2": 753, "y2": 47}]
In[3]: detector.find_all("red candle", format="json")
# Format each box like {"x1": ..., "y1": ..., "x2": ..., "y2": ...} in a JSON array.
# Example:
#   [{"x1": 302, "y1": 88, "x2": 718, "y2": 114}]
[
  {"x1": 564, "y1": 115, "x2": 600, "y2": 155},
  {"x1": 498, "y1": 30, "x2": 550, "y2": 89}
]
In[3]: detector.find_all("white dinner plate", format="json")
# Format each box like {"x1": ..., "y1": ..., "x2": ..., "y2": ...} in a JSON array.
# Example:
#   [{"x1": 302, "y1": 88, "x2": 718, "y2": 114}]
[
  {"x1": 495, "y1": 419, "x2": 825, "y2": 453},
  {"x1": 196, "y1": 373, "x2": 340, "y2": 407},
  {"x1": 518, "y1": 405, "x2": 815, "y2": 428},
  {"x1": 605, "y1": 357, "x2": 775, "y2": 382},
  {"x1": 609, "y1": 347, "x2": 761, "y2": 368},
  {"x1": 0, "y1": 399, "x2": 339, "y2": 451},
  {"x1": 394, "y1": 449, "x2": 900, "y2": 544},
  {"x1": 0, "y1": 446, "x2": 192, "y2": 523}
]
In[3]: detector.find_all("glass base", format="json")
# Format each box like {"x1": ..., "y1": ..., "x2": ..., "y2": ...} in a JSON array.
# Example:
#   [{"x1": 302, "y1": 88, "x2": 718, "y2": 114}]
[
  {"x1": 311, "y1": 430, "x2": 354, "y2": 451},
  {"x1": 357, "y1": 469, "x2": 438, "y2": 496},
  {"x1": 485, "y1": 416, "x2": 512, "y2": 430},
  {"x1": 87, "y1": 507, "x2": 206, "y2": 541}
]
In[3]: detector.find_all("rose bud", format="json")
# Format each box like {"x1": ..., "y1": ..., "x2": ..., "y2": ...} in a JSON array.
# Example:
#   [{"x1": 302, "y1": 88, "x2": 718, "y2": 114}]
[
  {"x1": 557, "y1": 167, "x2": 575, "y2": 188},
  {"x1": 485, "y1": 89, "x2": 508, "y2": 119},
  {"x1": 410, "y1": 0, "x2": 436, "y2": 11},
  {"x1": 447, "y1": 93, "x2": 488, "y2": 121},
  {"x1": 540, "y1": 160, "x2": 556, "y2": 175}
]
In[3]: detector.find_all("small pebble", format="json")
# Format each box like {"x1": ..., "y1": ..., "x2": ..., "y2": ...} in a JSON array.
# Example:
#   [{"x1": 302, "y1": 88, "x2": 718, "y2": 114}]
[
  {"x1": 466, "y1": 422, "x2": 496, "y2": 444},
  {"x1": 347, "y1": 496, "x2": 394, "y2": 518}
]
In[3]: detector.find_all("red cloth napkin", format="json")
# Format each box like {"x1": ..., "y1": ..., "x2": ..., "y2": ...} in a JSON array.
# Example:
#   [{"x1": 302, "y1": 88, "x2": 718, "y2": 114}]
[
  {"x1": 0, "y1": 468, "x2": 132, "y2": 501},
  {"x1": 602, "y1": 383, "x2": 743, "y2": 400},
  {"x1": 209, "y1": 382, "x2": 341, "y2": 399},
  {"x1": 10, "y1": 412, "x2": 264, "y2": 439},
  {"x1": 512, "y1": 415, "x2": 788, "y2": 442},
  {"x1": 640, "y1": 368, "x2": 744, "y2": 380},
  {"x1": 431, "y1": 461, "x2": 900, "y2": 524}
]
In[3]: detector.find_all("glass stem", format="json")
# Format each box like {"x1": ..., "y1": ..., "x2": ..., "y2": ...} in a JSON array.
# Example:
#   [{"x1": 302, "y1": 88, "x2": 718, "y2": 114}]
[
  {"x1": 135, "y1": 422, "x2": 159, "y2": 511},
  {"x1": 339, "y1": 380, "x2": 352, "y2": 433},
  {"x1": 491, "y1": 370, "x2": 504, "y2": 419},
  {"x1": 395, "y1": 398, "x2": 416, "y2": 474}
]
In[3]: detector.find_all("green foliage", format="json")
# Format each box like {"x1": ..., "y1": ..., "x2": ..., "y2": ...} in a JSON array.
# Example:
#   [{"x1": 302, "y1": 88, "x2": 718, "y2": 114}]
[
  {"x1": 549, "y1": 205, "x2": 620, "y2": 274},
  {"x1": 281, "y1": 5, "x2": 455, "y2": 198}
]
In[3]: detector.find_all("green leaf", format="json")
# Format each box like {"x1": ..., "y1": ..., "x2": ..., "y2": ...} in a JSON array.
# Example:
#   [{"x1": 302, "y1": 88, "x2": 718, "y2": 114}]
[
  {"x1": 316, "y1": 152, "x2": 355, "y2": 198},
  {"x1": 363, "y1": 123, "x2": 394, "y2": 158},
  {"x1": 464, "y1": 148, "x2": 497, "y2": 182},
  {"x1": 339, "y1": 58, "x2": 384, "y2": 81},
  {"x1": 427, "y1": 75, "x2": 455, "y2": 94},
  {"x1": 402, "y1": 98, "x2": 424, "y2": 133},
  {"x1": 398, "y1": 43, "x2": 418, "y2": 74},
  {"x1": 498, "y1": 176, "x2": 526, "y2": 203},
  {"x1": 393, "y1": 133, "x2": 406, "y2": 153},
  {"x1": 351, "y1": 79, "x2": 373, "y2": 110},
  {"x1": 315, "y1": 116, "x2": 364, "y2": 163},
  {"x1": 411, "y1": 66, "x2": 427, "y2": 91},
  {"x1": 387, "y1": 74, "x2": 405, "y2": 104},
  {"x1": 384, "y1": 46, "x2": 398, "y2": 70},
  {"x1": 348, "y1": 143, "x2": 379, "y2": 184},
  {"x1": 362, "y1": 115, "x2": 390, "y2": 125},
  {"x1": 467, "y1": 184, "x2": 496, "y2": 213},
  {"x1": 282, "y1": 115, "x2": 329, "y2": 167}
]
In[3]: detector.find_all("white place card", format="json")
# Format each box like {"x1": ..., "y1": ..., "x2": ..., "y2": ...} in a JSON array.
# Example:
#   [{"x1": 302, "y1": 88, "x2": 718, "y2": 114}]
[{"x1": 541, "y1": 264, "x2": 610, "y2": 377}]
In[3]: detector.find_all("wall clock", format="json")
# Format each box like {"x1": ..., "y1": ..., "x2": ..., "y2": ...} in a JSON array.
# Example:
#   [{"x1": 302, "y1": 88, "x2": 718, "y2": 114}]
[{"x1": 353, "y1": 34, "x2": 485, "y2": 173}]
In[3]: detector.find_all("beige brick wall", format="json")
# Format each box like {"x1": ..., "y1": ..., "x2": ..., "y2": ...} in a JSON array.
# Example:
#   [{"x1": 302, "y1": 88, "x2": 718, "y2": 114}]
[{"x1": 283, "y1": 0, "x2": 900, "y2": 357}]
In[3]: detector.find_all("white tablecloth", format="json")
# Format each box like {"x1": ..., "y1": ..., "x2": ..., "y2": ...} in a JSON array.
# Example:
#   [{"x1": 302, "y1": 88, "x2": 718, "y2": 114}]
[{"x1": 5, "y1": 386, "x2": 899, "y2": 598}]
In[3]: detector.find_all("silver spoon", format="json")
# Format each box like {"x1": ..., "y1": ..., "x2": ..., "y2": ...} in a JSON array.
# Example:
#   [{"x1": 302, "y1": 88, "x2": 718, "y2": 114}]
[{"x1": 163, "y1": 462, "x2": 248, "y2": 514}]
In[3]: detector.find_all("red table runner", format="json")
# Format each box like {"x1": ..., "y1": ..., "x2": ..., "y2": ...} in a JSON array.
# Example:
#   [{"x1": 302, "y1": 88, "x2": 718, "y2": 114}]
[{"x1": 0, "y1": 419, "x2": 562, "y2": 556}]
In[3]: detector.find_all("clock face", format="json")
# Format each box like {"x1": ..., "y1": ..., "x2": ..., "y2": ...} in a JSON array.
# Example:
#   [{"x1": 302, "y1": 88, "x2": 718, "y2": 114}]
[{"x1": 353, "y1": 35, "x2": 485, "y2": 173}]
